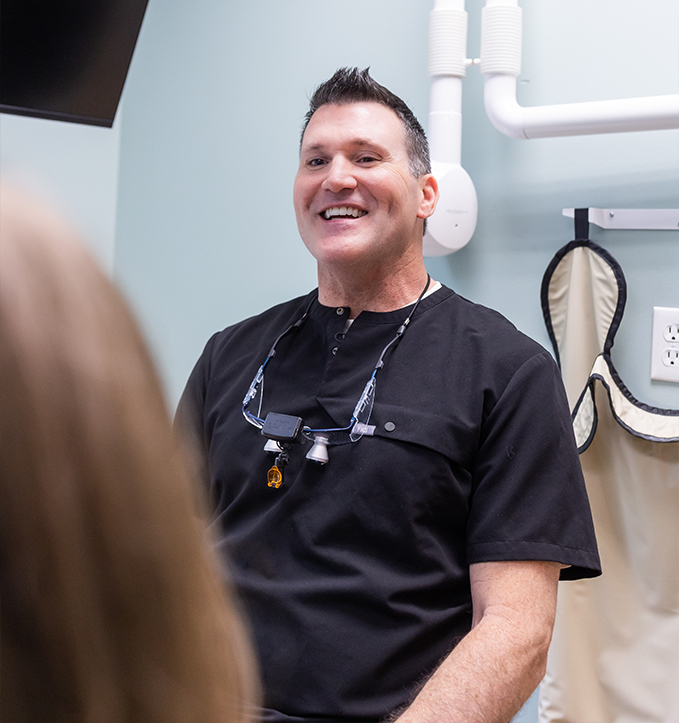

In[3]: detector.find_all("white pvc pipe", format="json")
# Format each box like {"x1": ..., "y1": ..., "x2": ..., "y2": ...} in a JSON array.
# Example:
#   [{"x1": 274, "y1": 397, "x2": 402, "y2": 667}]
[
  {"x1": 429, "y1": 76, "x2": 463, "y2": 165},
  {"x1": 424, "y1": 0, "x2": 478, "y2": 256},
  {"x1": 481, "y1": 0, "x2": 679, "y2": 139},
  {"x1": 485, "y1": 75, "x2": 679, "y2": 139},
  {"x1": 428, "y1": 0, "x2": 467, "y2": 166}
]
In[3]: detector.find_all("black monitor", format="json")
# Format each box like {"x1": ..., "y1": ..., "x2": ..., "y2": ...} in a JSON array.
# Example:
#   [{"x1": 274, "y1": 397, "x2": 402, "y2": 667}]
[{"x1": 0, "y1": 0, "x2": 149, "y2": 127}]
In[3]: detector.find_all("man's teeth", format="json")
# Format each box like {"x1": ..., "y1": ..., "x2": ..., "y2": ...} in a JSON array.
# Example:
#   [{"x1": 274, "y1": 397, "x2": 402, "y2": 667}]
[{"x1": 322, "y1": 206, "x2": 367, "y2": 220}]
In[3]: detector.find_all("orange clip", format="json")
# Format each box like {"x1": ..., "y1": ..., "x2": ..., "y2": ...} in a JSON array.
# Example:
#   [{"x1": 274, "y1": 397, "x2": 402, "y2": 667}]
[{"x1": 267, "y1": 465, "x2": 283, "y2": 488}]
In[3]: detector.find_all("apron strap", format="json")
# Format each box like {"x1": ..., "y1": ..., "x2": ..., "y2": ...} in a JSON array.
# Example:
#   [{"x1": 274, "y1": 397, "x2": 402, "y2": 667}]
[{"x1": 574, "y1": 207, "x2": 590, "y2": 240}]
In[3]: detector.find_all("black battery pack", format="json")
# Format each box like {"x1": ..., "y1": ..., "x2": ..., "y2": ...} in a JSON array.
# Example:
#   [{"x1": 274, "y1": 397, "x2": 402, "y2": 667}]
[{"x1": 261, "y1": 412, "x2": 303, "y2": 443}]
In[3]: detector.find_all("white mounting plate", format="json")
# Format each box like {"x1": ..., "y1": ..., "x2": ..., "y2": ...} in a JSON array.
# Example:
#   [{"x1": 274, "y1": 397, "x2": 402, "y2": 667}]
[
  {"x1": 651, "y1": 307, "x2": 679, "y2": 383},
  {"x1": 562, "y1": 208, "x2": 679, "y2": 231}
]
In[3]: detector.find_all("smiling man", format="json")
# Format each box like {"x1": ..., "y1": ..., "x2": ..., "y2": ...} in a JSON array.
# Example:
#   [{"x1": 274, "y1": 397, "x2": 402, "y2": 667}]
[
  {"x1": 294, "y1": 100, "x2": 436, "y2": 303},
  {"x1": 178, "y1": 68, "x2": 600, "y2": 723}
]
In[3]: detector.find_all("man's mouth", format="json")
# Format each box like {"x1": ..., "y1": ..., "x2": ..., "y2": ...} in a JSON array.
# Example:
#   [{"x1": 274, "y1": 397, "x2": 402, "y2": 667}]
[{"x1": 321, "y1": 206, "x2": 368, "y2": 220}]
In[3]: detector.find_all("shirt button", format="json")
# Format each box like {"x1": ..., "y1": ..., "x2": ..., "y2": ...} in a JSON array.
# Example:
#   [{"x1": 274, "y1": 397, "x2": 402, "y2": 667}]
[
  {"x1": 336, "y1": 307, "x2": 344, "y2": 315},
  {"x1": 384, "y1": 422, "x2": 396, "y2": 432},
  {"x1": 332, "y1": 347, "x2": 338, "y2": 355}
]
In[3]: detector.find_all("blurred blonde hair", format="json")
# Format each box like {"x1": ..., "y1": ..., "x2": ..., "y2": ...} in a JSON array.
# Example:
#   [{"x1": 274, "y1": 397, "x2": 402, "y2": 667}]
[{"x1": 0, "y1": 184, "x2": 259, "y2": 723}]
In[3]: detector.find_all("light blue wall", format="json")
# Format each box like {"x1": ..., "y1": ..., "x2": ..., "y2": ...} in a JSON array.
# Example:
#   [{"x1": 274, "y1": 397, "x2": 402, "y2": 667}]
[
  {"x1": 115, "y1": 0, "x2": 679, "y2": 414},
  {"x1": 114, "y1": 0, "x2": 431, "y2": 401},
  {"x1": 431, "y1": 0, "x2": 679, "y2": 414},
  {"x1": 2, "y1": 2, "x2": 677, "y2": 720},
  {"x1": 113, "y1": 5, "x2": 678, "y2": 714},
  {"x1": 0, "y1": 111, "x2": 122, "y2": 271}
]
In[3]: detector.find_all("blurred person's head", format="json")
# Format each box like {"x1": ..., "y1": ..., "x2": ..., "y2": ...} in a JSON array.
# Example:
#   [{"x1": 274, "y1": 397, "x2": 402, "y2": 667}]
[{"x1": 0, "y1": 183, "x2": 259, "y2": 723}]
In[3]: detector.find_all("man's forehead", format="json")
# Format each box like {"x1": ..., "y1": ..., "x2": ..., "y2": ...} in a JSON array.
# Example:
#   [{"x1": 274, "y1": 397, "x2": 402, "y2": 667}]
[{"x1": 301, "y1": 102, "x2": 407, "y2": 150}]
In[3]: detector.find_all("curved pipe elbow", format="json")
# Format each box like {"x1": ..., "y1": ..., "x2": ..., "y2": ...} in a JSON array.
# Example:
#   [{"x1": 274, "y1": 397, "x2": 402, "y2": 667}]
[
  {"x1": 483, "y1": 74, "x2": 528, "y2": 139},
  {"x1": 485, "y1": 72, "x2": 679, "y2": 139},
  {"x1": 481, "y1": 0, "x2": 679, "y2": 139}
]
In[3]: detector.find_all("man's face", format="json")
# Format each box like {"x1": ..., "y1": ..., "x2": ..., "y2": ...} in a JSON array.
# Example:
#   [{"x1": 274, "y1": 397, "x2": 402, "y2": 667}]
[{"x1": 293, "y1": 102, "x2": 437, "y2": 270}]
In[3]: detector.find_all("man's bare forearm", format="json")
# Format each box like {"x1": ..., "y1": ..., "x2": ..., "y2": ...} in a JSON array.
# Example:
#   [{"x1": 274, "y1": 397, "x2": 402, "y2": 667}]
[{"x1": 389, "y1": 560, "x2": 560, "y2": 723}]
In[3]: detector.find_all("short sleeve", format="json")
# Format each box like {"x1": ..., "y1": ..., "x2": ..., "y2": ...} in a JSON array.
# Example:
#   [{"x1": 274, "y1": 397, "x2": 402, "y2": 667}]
[{"x1": 466, "y1": 351, "x2": 601, "y2": 579}]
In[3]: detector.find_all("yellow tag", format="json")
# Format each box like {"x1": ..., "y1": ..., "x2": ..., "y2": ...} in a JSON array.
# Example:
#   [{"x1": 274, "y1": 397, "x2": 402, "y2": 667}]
[{"x1": 267, "y1": 465, "x2": 283, "y2": 488}]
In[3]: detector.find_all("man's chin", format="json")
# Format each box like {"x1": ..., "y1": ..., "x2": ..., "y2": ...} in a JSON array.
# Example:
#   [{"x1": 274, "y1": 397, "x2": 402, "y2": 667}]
[{"x1": 304, "y1": 235, "x2": 371, "y2": 263}]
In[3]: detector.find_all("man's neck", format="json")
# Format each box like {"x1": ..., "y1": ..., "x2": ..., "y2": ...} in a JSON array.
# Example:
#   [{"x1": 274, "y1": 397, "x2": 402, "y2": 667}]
[{"x1": 317, "y1": 257, "x2": 430, "y2": 318}]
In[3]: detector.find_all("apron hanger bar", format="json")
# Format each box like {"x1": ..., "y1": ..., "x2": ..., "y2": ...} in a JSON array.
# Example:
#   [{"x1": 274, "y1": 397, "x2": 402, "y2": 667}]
[{"x1": 562, "y1": 208, "x2": 679, "y2": 231}]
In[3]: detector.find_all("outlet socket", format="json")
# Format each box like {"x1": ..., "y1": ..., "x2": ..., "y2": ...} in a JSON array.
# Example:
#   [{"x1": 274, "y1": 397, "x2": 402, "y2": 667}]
[
  {"x1": 663, "y1": 349, "x2": 679, "y2": 367},
  {"x1": 651, "y1": 307, "x2": 679, "y2": 383}
]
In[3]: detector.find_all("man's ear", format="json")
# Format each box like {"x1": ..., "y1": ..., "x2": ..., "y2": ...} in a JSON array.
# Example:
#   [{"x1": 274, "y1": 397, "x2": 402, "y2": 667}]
[{"x1": 417, "y1": 174, "x2": 439, "y2": 220}]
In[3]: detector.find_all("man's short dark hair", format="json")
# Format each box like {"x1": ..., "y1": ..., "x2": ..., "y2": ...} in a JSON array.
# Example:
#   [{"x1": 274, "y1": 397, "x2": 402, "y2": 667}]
[{"x1": 301, "y1": 67, "x2": 431, "y2": 178}]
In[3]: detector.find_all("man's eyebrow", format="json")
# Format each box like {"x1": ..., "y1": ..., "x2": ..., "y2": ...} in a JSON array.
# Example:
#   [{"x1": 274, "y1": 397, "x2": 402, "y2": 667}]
[
  {"x1": 302, "y1": 138, "x2": 386, "y2": 153},
  {"x1": 302, "y1": 143, "x2": 326, "y2": 153}
]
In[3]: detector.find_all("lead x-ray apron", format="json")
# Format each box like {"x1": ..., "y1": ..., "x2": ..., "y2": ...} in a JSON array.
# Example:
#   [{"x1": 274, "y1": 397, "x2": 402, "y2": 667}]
[{"x1": 538, "y1": 218, "x2": 679, "y2": 723}]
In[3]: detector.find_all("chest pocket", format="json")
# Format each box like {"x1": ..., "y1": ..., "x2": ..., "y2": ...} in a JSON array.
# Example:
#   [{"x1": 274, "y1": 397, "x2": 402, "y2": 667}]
[
  {"x1": 298, "y1": 402, "x2": 474, "y2": 564},
  {"x1": 369, "y1": 401, "x2": 479, "y2": 472}
]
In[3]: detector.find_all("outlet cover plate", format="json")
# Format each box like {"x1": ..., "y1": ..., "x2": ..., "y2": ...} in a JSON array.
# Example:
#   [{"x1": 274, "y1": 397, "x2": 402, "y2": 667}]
[{"x1": 651, "y1": 306, "x2": 679, "y2": 383}]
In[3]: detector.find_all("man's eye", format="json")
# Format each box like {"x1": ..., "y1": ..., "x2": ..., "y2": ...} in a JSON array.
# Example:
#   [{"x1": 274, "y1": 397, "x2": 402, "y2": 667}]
[
  {"x1": 357, "y1": 156, "x2": 377, "y2": 164},
  {"x1": 307, "y1": 158, "x2": 326, "y2": 167}
]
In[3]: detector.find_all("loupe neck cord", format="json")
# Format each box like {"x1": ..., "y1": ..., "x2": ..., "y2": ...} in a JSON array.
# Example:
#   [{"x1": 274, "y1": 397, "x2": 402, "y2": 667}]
[
  {"x1": 241, "y1": 294, "x2": 316, "y2": 428},
  {"x1": 242, "y1": 274, "x2": 431, "y2": 439}
]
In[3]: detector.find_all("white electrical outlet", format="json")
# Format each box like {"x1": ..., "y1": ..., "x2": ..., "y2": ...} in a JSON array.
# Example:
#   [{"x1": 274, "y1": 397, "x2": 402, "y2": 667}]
[{"x1": 651, "y1": 307, "x2": 679, "y2": 383}]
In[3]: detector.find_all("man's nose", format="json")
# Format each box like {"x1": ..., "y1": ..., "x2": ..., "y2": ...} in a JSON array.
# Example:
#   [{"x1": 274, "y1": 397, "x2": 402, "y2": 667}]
[{"x1": 321, "y1": 157, "x2": 358, "y2": 193}]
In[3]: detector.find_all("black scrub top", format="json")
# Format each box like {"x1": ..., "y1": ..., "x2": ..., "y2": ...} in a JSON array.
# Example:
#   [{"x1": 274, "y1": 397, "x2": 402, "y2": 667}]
[{"x1": 178, "y1": 285, "x2": 600, "y2": 723}]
